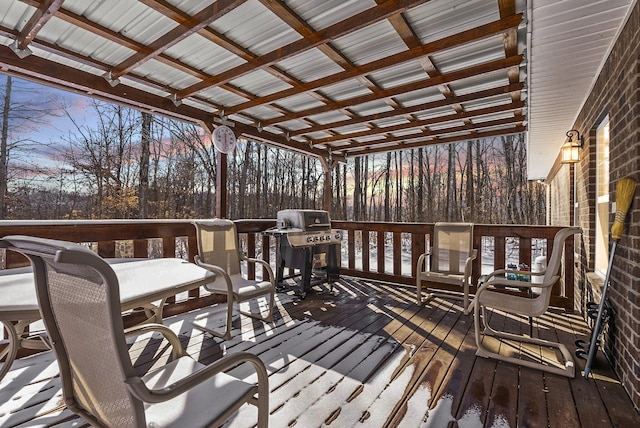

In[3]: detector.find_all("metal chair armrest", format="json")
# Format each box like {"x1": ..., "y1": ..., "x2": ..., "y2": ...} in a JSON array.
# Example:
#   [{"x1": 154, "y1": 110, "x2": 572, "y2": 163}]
[
  {"x1": 463, "y1": 249, "x2": 478, "y2": 279},
  {"x1": 126, "y1": 352, "x2": 268, "y2": 403},
  {"x1": 244, "y1": 257, "x2": 275, "y2": 285},
  {"x1": 194, "y1": 255, "x2": 234, "y2": 297},
  {"x1": 416, "y1": 252, "x2": 431, "y2": 272},
  {"x1": 124, "y1": 323, "x2": 187, "y2": 360}
]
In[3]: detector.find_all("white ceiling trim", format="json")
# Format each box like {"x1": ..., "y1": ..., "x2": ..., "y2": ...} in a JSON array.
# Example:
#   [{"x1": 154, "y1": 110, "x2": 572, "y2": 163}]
[{"x1": 526, "y1": 0, "x2": 636, "y2": 180}]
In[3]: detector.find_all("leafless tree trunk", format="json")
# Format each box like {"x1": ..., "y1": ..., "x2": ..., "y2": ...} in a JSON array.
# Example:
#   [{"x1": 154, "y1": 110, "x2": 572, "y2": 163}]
[
  {"x1": 501, "y1": 135, "x2": 520, "y2": 223},
  {"x1": 446, "y1": 144, "x2": 456, "y2": 221},
  {"x1": 465, "y1": 140, "x2": 475, "y2": 221},
  {"x1": 417, "y1": 148, "x2": 424, "y2": 221},
  {"x1": 384, "y1": 152, "x2": 391, "y2": 222},
  {"x1": 138, "y1": 112, "x2": 151, "y2": 218},
  {"x1": 0, "y1": 76, "x2": 11, "y2": 219},
  {"x1": 394, "y1": 151, "x2": 403, "y2": 221},
  {"x1": 341, "y1": 164, "x2": 347, "y2": 220},
  {"x1": 353, "y1": 156, "x2": 362, "y2": 221}
]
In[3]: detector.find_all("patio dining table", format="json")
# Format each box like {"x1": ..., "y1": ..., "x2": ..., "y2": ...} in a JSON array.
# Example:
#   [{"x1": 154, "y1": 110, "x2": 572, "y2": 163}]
[{"x1": 0, "y1": 257, "x2": 215, "y2": 382}]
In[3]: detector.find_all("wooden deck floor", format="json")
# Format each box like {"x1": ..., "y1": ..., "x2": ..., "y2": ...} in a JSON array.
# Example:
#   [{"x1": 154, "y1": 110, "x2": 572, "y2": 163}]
[{"x1": 2, "y1": 276, "x2": 639, "y2": 427}]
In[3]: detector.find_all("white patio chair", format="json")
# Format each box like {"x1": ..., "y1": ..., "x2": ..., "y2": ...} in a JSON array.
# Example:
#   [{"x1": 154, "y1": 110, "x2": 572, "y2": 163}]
[
  {"x1": 193, "y1": 219, "x2": 275, "y2": 340},
  {"x1": 1, "y1": 235, "x2": 269, "y2": 428},
  {"x1": 473, "y1": 227, "x2": 582, "y2": 378},
  {"x1": 416, "y1": 222, "x2": 477, "y2": 313}
]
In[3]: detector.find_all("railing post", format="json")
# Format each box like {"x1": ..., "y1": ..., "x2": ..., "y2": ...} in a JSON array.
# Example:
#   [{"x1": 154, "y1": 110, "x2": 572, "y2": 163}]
[{"x1": 376, "y1": 230, "x2": 385, "y2": 274}]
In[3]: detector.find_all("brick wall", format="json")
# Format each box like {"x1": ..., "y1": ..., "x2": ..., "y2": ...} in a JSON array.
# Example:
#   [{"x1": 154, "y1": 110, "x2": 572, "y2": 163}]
[
  {"x1": 548, "y1": 163, "x2": 572, "y2": 226},
  {"x1": 546, "y1": 3, "x2": 640, "y2": 409}
]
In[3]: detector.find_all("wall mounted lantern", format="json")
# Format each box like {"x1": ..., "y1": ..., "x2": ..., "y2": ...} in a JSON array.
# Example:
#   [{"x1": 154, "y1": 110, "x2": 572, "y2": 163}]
[{"x1": 561, "y1": 129, "x2": 584, "y2": 163}]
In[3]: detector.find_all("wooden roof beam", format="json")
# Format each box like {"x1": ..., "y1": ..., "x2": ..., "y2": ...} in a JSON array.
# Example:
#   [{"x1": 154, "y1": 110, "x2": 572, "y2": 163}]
[
  {"x1": 314, "y1": 101, "x2": 525, "y2": 145},
  {"x1": 17, "y1": 0, "x2": 253, "y2": 111},
  {"x1": 10, "y1": 0, "x2": 63, "y2": 55},
  {"x1": 498, "y1": 0, "x2": 523, "y2": 107},
  {"x1": 176, "y1": 0, "x2": 428, "y2": 98},
  {"x1": 258, "y1": 0, "x2": 397, "y2": 132},
  {"x1": 289, "y1": 83, "x2": 524, "y2": 137},
  {"x1": 0, "y1": 43, "x2": 326, "y2": 159},
  {"x1": 109, "y1": 0, "x2": 244, "y2": 80},
  {"x1": 225, "y1": 14, "x2": 523, "y2": 115},
  {"x1": 260, "y1": 55, "x2": 523, "y2": 127},
  {"x1": 333, "y1": 115, "x2": 525, "y2": 151},
  {"x1": 344, "y1": 126, "x2": 526, "y2": 156}
]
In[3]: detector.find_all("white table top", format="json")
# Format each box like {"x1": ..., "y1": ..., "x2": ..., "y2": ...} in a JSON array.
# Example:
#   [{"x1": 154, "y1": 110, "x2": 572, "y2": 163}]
[{"x1": 0, "y1": 258, "x2": 215, "y2": 321}]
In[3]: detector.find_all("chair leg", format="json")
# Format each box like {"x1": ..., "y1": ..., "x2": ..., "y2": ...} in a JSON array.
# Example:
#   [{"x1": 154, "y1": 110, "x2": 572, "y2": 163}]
[
  {"x1": 239, "y1": 291, "x2": 275, "y2": 323},
  {"x1": 419, "y1": 284, "x2": 473, "y2": 314},
  {"x1": 462, "y1": 284, "x2": 469, "y2": 315},
  {"x1": 265, "y1": 290, "x2": 275, "y2": 322},
  {"x1": 474, "y1": 304, "x2": 575, "y2": 378},
  {"x1": 194, "y1": 295, "x2": 234, "y2": 340}
]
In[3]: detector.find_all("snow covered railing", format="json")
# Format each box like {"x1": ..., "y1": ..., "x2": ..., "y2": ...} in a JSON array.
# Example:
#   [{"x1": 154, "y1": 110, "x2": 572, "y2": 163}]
[
  {"x1": 0, "y1": 220, "x2": 215, "y2": 324},
  {"x1": 234, "y1": 219, "x2": 577, "y2": 311},
  {"x1": 0, "y1": 219, "x2": 576, "y2": 314},
  {"x1": 330, "y1": 222, "x2": 576, "y2": 311}
]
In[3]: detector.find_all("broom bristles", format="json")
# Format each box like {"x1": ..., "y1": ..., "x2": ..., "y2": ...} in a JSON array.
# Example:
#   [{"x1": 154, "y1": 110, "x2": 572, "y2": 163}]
[{"x1": 611, "y1": 177, "x2": 637, "y2": 240}]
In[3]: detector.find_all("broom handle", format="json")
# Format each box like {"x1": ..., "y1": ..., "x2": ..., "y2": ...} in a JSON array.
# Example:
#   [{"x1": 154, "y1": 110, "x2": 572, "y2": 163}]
[
  {"x1": 583, "y1": 239, "x2": 617, "y2": 378},
  {"x1": 583, "y1": 177, "x2": 636, "y2": 378}
]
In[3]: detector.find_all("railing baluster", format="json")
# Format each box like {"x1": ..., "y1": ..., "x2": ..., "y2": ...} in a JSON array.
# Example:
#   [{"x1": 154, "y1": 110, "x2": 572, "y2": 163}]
[
  {"x1": 393, "y1": 231, "x2": 401, "y2": 275},
  {"x1": 377, "y1": 230, "x2": 385, "y2": 274},
  {"x1": 262, "y1": 234, "x2": 271, "y2": 280},
  {"x1": 98, "y1": 241, "x2": 116, "y2": 258},
  {"x1": 362, "y1": 229, "x2": 370, "y2": 272},
  {"x1": 133, "y1": 239, "x2": 148, "y2": 258},
  {"x1": 348, "y1": 228, "x2": 355, "y2": 270},
  {"x1": 246, "y1": 233, "x2": 256, "y2": 280}
]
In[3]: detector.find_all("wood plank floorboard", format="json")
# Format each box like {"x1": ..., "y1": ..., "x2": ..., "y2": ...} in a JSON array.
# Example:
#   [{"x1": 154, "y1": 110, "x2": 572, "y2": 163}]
[{"x1": 1, "y1": 276, "x2": 639, "y2": 427}]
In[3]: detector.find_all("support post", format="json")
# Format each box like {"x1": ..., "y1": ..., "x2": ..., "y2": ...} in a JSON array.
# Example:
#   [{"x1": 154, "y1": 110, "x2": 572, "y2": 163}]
[
  {"x1": 216, "y1": 150, "x2": 227, "y2": 218},
  {"x1": 202, "y1": 121, "x2": 228, "y2": 219},
  {"x1": 320, "y1": 156, "x2": 333, "y2": 213}
]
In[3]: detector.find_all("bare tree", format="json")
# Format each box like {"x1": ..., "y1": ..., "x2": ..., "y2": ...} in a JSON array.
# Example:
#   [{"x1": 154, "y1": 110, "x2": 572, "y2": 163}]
[
  {"x1": 0, "y1": 75, "x2": 11, "y2": 219},
  {"x1": 0, "y1": 76, "x2": 60, "y2": 219},
  {"x1": 138, "y1": 112, "x2": 151, "y2": 218},
  {"x1": 169, "y1": 122, "x2": 216, "y2": 216},
  {"x1": 384, "y1": 152, "x2": 391, "y2": 222},
  {"x1": 60, "y1": 101, "x2": 139, "y2": 218}
]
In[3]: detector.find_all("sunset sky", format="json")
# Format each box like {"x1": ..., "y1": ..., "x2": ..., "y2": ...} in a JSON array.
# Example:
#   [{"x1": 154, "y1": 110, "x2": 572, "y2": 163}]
[{"x1": 6, "y1": 76, "x2": 95, "y2": 156}]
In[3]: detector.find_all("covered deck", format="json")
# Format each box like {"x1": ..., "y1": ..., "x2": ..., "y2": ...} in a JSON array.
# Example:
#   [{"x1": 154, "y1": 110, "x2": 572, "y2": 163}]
[
  {"x1": 0, "y1": 220, "x2": 638, "y2": 427},
  {"x1": 2, "y1": 276, "x2": 638, "y2": 427},
  {"x1": 0, "y1": 0, "x2": 639, "y2": 424}
]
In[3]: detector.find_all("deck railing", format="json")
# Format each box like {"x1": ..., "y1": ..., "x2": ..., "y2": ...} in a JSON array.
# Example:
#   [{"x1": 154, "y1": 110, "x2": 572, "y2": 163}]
[
  {"x1": 0, "y1": 219, "x2": 576, "y2": 318},
  {"x1": 330, "y1": 221, "x2": 575, "y2": 310}
]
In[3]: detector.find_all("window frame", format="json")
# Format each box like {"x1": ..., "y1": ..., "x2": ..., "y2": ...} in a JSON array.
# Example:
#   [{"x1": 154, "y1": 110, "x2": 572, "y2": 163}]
[{"x1": 594, "y1": 116, "x2": 610, "y2": 277}]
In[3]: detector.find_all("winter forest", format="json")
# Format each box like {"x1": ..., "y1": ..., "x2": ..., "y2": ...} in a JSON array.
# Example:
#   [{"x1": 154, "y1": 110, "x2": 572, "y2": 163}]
[{"x1": 1, "y1": 76, "x2": 545, "y2": 224}]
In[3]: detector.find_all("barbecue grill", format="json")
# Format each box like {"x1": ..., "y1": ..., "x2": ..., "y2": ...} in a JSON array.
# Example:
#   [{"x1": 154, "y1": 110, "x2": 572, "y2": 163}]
[{"x1": 264, "y1": 209, "x2": 341, "y2": 297}]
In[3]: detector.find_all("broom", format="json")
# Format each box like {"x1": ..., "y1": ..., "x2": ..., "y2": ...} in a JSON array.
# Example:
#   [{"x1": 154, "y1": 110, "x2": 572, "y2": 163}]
[{"x1": 583, "y1": 177, "x2": 637, "y2": 378}]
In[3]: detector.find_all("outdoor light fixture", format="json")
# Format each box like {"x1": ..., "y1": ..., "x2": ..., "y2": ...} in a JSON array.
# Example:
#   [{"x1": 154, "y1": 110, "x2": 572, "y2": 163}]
[{"x1": 561, "y1": 129, "x2": 584, "y2": 164}]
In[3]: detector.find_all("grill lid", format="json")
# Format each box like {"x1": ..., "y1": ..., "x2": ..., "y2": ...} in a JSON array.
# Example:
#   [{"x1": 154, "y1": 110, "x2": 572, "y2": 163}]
[{"x1": 276, "y1": 209, "x2": 331, "y2": 231}]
